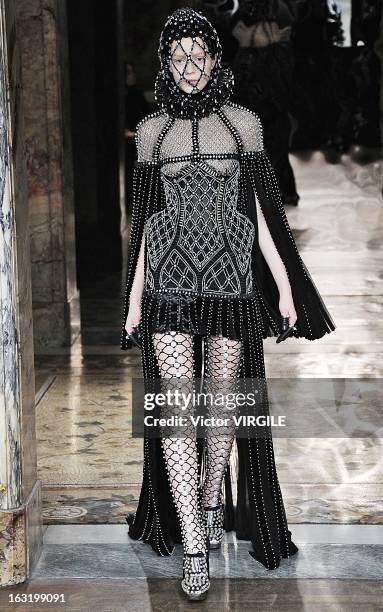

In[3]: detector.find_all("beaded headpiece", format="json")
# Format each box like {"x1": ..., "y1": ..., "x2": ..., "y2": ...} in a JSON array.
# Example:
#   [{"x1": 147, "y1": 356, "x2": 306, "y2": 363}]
[{"x1": 154, "y1": 7, "x2": 234, "y2": 119}]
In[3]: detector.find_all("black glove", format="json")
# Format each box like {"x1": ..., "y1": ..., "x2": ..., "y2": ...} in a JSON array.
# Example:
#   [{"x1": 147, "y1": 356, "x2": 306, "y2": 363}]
[
  {"x1": 276, "y1": 315, "x2": 297, "y2": 343},
  {"x1": 127, "y1": 323, "x2": 142, "y2": 348}
]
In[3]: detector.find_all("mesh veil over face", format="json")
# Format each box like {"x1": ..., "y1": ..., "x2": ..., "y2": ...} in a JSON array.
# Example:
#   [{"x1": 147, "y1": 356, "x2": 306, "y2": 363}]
[
  {"x1": 169, "y1": 36, "x2": 211, "y2": 93},
  {"x1": 154, "y1": 7, "x2": 234, "y2": 119}
]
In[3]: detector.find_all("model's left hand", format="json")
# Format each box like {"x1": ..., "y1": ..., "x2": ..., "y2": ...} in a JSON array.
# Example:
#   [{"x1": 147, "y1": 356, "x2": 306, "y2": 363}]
[{"x1": 279, "y1": 291, "x2": 297, "y2": 327}]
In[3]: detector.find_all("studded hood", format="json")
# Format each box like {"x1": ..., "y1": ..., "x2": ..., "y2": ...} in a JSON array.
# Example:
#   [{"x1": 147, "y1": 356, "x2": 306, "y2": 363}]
[{"x1": 154, "y1": 7, "x2": 234, "y2": 119}]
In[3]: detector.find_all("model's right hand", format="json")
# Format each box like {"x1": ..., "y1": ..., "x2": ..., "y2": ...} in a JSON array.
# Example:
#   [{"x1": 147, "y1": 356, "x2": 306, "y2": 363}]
[{"x1": 125, "y1": 299, "x2": 141, "y2": 335}]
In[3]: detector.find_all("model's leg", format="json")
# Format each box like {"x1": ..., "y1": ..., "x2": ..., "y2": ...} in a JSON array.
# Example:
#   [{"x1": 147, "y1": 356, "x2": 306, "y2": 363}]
[
  {"x1": 202, "y1": 335, "x2": 242, "y2": 508},
  {"x1": 152, "y1": 331, "x2": 205, "y2": 555}
]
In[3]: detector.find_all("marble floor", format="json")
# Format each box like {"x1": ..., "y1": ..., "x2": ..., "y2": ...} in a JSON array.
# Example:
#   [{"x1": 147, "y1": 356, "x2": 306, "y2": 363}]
[
  {"x1": 34, "y1": 152, "x2": 383, "y2": 529},
  {"x1": 1, "y1": 525, "x2": 382, "y2": 611},
  {"x1": 34, "y1": 524, "x2": 383, "y2": 580},
  {"x1": 2, "y1": 580, "x2": 383, "y2": 612}
]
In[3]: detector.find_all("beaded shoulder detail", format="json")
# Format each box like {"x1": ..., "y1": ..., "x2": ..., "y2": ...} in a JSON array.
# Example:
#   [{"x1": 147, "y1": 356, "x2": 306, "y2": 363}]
[
  {"x1": 135, "y1": 111, "x2": 169, "y2": 163},
  {"x1": 134, "y1": 102, "x2": 266, "y2": 170},
  {"x1": 221, "y1": 102, "x2": 264, "y2": 153}
]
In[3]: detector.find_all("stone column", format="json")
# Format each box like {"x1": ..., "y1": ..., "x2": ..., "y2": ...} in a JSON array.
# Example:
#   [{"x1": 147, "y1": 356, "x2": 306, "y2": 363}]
[
  {"x1": 16, "y1": 0, "x2": 80, "y2": 351},
  {"x1": 374, "y1": 6, "x2": 383, "y2": 144},
  {"x1": 0, "y1": 0, "x2": 42, "y2": 587}
]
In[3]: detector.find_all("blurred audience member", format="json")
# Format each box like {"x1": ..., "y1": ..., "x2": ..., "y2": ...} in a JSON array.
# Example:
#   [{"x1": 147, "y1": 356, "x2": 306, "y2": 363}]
[{"x1": 231, "y1": 0, "x2": 300, "y2": 206}]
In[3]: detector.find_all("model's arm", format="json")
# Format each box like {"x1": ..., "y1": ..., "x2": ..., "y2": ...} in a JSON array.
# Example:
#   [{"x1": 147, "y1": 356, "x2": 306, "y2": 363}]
[
  {"x1": 125, "y1": 232, "x2": 145, "y2": 335},
  {"x1": 242, "y1": 108, "x2": 297, "y2": 326},
  {"x1": 256, "y1": 196, "x2": 297, "y2": 326},
  {"x1": 131, "y1": 233, "x2": 145, "y2": 301},
  {"x1": 122, "y1": 115, "x2": 157, "y2": 338}
]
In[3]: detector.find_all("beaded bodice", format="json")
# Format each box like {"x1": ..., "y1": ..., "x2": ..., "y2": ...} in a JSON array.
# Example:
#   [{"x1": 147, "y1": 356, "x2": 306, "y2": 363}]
[
  {"x1": 121, "y1": 100, "x2": 336, "y2": 351},
  {"x1": 137, "y1": 102, "x2": 263, "y2": 298}
]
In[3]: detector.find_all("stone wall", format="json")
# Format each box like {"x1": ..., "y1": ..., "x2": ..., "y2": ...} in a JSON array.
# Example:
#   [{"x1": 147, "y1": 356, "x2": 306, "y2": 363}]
[{"x1": 17, "y1": 0, "x2": 79, "y2": 350}]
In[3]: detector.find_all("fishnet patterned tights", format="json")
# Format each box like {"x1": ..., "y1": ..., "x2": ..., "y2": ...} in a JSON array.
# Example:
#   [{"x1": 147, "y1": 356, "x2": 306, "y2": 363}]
[
  {"x1": 153, "y1": 332, "x2": 242, "y2": 554},
  {"x1": 203, "y1": 336, "x2": 242, "y2": 508}
]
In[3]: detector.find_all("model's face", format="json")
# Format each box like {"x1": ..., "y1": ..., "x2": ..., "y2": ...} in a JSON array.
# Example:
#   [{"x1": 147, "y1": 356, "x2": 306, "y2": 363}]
[{"x1": 169, "y1": 36, "x2": 216, "y2": 94}]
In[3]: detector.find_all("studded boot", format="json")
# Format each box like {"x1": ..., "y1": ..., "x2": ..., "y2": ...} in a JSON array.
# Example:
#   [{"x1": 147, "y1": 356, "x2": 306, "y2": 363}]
[
  {"x1": 181, "y1": 538, "x2": 210, "y2": 601},
  {"x1": 204, "y1": 502, "x2": 224, "y2": 550}
]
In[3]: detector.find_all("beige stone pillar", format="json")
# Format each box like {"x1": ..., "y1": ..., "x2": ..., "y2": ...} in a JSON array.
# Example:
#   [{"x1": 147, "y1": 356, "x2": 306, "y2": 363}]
[
  {"x1": 0, "y1": 0, "x2": 42, "y2": 587},
  {"x1": 374, "y1": 6, "x2": 383, "y2": 144},
  {"x1": 16, "y1": 0, "x2": 80, "y2": 351}
]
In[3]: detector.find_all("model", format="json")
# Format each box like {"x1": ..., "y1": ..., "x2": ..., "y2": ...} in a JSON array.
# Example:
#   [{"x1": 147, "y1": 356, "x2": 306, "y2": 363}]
[{"x1": 120, "y1": 7, "x2": 335, "y2": 602}]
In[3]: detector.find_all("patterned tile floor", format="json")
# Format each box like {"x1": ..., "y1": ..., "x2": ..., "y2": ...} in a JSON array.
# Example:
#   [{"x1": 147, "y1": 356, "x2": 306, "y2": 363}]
[{"x1": 34, "y1": 152, "x2": 383, "y2": 526}]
